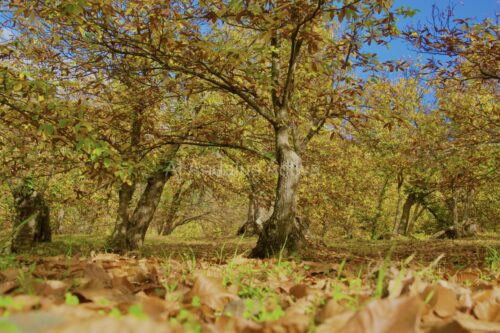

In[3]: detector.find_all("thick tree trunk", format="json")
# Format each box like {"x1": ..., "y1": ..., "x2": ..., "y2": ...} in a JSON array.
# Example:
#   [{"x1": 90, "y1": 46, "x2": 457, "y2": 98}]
[
  {"x1": 397, "y1": 192, "x2": 417, "y2": 235},
  {"x1": 107, "y1": 104, "x2": 147, "y2": 251},
  {"x1": 106, "y1": 182, "x2": 135, "y2": 252},
  {"x1": 126, "y1": 145, "x2": 180, "y2": 250},
  {"x1": 11, "y1": 182, "x2": 51, "y2": 253},
  {"x1": 250, "y1": 127, "x2": 305, "y2": 258}
]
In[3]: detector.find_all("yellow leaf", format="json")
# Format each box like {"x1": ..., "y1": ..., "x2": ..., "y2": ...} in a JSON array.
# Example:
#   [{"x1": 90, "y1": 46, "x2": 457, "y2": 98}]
[{"x1": 13, "y1": 82, "x2": 23, "y2": 91}]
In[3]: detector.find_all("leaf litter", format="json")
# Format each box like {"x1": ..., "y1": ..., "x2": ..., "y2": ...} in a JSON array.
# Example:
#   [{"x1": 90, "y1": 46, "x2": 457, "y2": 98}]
[{"x1": 0, "y1": 252, "x2": 498, "y2": 333}]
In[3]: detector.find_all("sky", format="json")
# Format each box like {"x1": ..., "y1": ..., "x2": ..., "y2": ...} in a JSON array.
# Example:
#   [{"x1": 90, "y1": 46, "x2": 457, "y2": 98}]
[{"x1": 372, "y1": 0, "x2": 498, "y2": 62}]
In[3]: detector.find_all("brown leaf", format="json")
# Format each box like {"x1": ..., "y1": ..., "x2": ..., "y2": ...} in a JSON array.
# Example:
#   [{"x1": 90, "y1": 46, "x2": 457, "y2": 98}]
[
  {"x1": 423, "y1": 285, "x2": 458, "y2": 318},
  {"x1": 0, "y1": 268, "x2": 20, "y2": 282},
  {"x1": 289, "y1": 284, "x2": 311, "y2": 299},
  {"x1": 316, "y1": 311, "x2": 355, "y2": 333},
  {"x1": 0, "y1": 280, "x2": 18, "y2": 294},
  {"x1": 83, "y1": 263, "x2": 111, "y2": 289},
  {"x1": 265, "y1": 314, "x2": 310, "y2": 333},
  {"x1": 316, "y1": 299, "x2": 346, "y2": 323},
  {"x1": 455, "y1": 313, "x2": 500, "y2": 332},
  {"x1": 111, "y1": 276, "x2": 135, "y2": 294},
  {"x1": 75, "y1": 287, "x2": 134, "y2": 306},
  {"x1": 34, "y1": 280, "x2": 68, "y2": 298},
  {"x1": 223, "y1": 299, "x2": 261, "y2": 318},
  {"x1": 48, "y1": 315, "x2": 179, "y2": 333},
  {"x1": 186, "y1": 275, "x2": 237, "y2": 312},
  {"x1": 205, "y1": 315, "x2": 262, "y2": 333},
  {"x1": 136, "y1": 292, "x2": 180, "y2": 320},
  {"x1": 333, "y1": 296, "x2": 423, "y2": 333},
  {"x1": 428, "y1": 313, "x2": 500, "y2": 333},
  {"x1": 473, "y1": 301, "x2": 500, "y2": 322}
]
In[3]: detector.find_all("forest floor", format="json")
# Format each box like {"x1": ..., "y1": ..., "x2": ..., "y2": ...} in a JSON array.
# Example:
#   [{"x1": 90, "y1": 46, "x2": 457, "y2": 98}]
[{"x1": 0, "y1": 234, "x2": 499, "y2": 332}]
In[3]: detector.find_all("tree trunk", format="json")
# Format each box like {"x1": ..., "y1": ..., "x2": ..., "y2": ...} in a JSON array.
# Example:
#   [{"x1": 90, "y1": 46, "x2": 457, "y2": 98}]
[
  {"x1": 371, "y1": 177, "x2": 389, "y2": 239},
  {"x1": 237, "y1": 192, "x2": 261, "y2": 236},
  {"x1": 54, "y1": 208, "x2": 65, "y2": 235},
  {"x1": 160, "y1": 181, "x2": 184, "y2": 235},
  {"x1": 451, "y1": 192, "x2": 463, "y2": 237},
  {"x1": 397, "y1": 192, "x2": 416, "y2": 235},
  {"x1": 407, "y1": 203, "x2": 425, "y2": 234},
  {"x1": 126, "y1": 145, "x2": 180, "y2": 250},
  {"x1": 106, "y1": 182, "x2": 135, "y2": 252},
  {"x1": 11, "y1": 181, "x2": 51, "y2": 253},
  {"x1": 250, "y1": 127, "x2": 304, "y2": 258},
  {"x1": 392, "y1": 171, "x2": 404, "y2": 234}
]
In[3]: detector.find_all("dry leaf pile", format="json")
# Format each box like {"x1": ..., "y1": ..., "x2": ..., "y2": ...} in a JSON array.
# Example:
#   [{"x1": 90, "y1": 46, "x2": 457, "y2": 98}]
[{"x1": 0, "y1": 253, "x2": 498, "y2": 333}]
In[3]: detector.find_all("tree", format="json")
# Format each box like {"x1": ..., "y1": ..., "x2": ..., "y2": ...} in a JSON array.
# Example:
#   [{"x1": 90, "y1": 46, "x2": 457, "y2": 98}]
[
  {"x1": 4, "y1": 0, "x2": 415, "y2": 256},
  {"x1": 405, "y1": 4, "x2": 499, "y2": 82},
  {"x1": 10, "y1": 177, "x2": 51, "y2": 253}
]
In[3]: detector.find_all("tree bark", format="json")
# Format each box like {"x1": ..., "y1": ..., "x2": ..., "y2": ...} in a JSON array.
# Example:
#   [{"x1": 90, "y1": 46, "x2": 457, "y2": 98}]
[
  {"x1": 11, "y1": 181, "x2": 51, "y2": 253},
  {"x1": 237, "y1": 192, "x2": 262, "y2": 236},
  {"x1": 250, "y1": 127, "x2": 305, "y2": 258},
  {"x1": 371, "y1": 177, "x2": 389, "y2": 239},
  {"x1": 106, "y1": 104, "x2": 143, "y2": 252},
  {"x1": 54, "y1": 208, "x2": 65, "y2": 235},
  {"x1": 392, "y1": 171, "x2": 404, "y2": 234},
  {"x1": 160, "y1": 181, "x2": 185, "y2": 235},
  {"x1": 106, "y1": 182, "x2": 135, "y2": 252},
  {"x1": 407, "y1": 202, "x2": 425, "y2": 234},
  {"x1": 126, "y1": 144, "x2": 180, "y2": 250},
  {"x1": 452, "y1": 193, "x2": 461, "y2": 236},
  {"x1": 397, "y1": 192, "x2": 417, "y2": 235}
]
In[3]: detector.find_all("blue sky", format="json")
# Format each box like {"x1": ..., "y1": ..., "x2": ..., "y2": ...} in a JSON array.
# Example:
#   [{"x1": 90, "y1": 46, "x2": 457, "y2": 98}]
[{"x1": 372, "y1": 0, "x2": 498, "y2": 62}]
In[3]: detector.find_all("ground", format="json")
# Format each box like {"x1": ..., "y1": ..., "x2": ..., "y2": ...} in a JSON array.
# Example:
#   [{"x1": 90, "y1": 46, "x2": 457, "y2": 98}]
[{"x1": 0, "y1": 234, "x2": 499, "y2": 332}]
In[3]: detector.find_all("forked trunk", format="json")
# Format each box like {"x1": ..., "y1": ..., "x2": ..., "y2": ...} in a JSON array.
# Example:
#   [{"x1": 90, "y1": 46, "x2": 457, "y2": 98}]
[
  {"x1": 106, "y1": 182, "x2": 135, "y2": 252},
  {"x1": 250, "y1": 127, "x2": 305, "y2": 258},
  {"x1": 126, "y1": 145, "x2": 180, "y2": 250}
]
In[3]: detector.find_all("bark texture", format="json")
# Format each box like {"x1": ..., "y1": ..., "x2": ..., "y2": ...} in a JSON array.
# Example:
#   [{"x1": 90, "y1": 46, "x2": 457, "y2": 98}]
[
  {"x1": 126, "y1": 144, "x2": 180, "y2": 250},
  {"x1": 54, "y1": 208, "x2": 65, "y2": 235},
  {"x1": 250, "y1": 127, "x2": 305, "y2": 258},
  {"x1": 107, "y1": 145, "x2": 180, "y2": 252},
  {"x1": 397, "y1": 192, "x2": 417, "y2": 235},
  {"x1": 107, "y1": 182, "x2": 135, "y2": 252},
  {"x1": 159, "y1": 181, "x2": 184, "y2": 235},
  {"x1": 11, "y1": 182, "x2": 51, "y2": 253},
  {"x1": 237, "y1": 195, "x2": 272, "y2": 237}
]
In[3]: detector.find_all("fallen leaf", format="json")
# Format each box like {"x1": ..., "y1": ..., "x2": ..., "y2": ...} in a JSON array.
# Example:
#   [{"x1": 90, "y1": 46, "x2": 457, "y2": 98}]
[
  {"x1": 333, "y1": 296, "x2": 423, "y2": 333},
  {"x1": 47, "y1": 315, "x2": 179, "y2": 333},
  {"x1": 186, "y1": 275, "x2": 237, "y2": 312},
  {"x1": 424, "y1": 285, "x2": 458, "y2": 318},
  {"x1": 289, "y1": 284, "x2": 310, "y2": 299}
]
